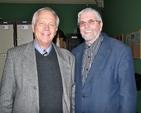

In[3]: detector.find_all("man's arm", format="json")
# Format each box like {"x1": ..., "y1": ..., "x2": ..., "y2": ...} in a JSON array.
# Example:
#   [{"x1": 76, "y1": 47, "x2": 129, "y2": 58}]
[
  {"x1": 118, "y1": 46, "x2": 137, "y2": 113},
  {"x1": 71, "y1": 56, "x2": 75, "y2": 113},
  {"x1": 0, "y1": 50, "x2": 16, "y2": 113}
]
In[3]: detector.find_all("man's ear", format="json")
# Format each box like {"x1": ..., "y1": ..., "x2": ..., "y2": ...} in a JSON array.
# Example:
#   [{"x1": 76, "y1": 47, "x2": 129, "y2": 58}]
[
  {"x1": 56, "y1": 28, "x2": 58, "y2": 32},
  {"x1": 32, "y1": 24, "x2": 35, "y2": 33},
  {"x1": 55, "y1": 28, "x2": 58, "y2": 35},
  {"x1": 100, "y1": 22, "x2": 103, "y2": 31}
]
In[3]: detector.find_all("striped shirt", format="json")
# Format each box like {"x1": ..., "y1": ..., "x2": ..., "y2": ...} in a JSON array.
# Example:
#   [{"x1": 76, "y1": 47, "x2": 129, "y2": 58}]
[{"x1": 82, "y1": 34, "x2": 103, "y2": 85}]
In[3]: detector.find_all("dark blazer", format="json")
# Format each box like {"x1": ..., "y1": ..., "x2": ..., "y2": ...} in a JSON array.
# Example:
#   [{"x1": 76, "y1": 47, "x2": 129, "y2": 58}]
[
  {"x1": 72, "y1": 33, "x2": 137, "y2": 113},
  {"x1": 0, "y1": 41, "x2": 75, "y2": 113}
]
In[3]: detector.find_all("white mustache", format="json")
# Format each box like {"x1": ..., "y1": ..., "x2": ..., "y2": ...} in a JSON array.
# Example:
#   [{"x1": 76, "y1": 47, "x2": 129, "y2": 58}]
[{"x1": 83, "y1": 29, "x2": 93, "y2": 32}]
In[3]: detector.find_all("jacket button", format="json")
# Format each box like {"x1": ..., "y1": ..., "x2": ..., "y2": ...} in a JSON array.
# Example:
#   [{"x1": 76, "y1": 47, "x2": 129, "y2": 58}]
[
  {"x1": 33, "y1": 86, "x2": 37, "y2": 90},
  {"x1": 82, "y1": 95, "x2": 85, "y2": 98}
]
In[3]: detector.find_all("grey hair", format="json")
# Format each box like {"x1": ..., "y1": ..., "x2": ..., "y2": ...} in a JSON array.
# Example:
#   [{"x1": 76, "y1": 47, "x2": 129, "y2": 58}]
[
  {"x1": 32, "y1": 7, "x2": 60, "y2": 28},
  {"x1": 78, "y1": 8, "x2": 103, "y2": 24}
]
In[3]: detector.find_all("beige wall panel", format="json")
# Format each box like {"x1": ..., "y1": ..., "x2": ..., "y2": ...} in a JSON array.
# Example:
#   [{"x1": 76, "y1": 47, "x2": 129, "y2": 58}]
[
  {"x1": 0, "y1": 25, "x2": 14, "y2": 53},
  {"x1": 17, "y1": 24, "x2": 33, "y2": 46}
]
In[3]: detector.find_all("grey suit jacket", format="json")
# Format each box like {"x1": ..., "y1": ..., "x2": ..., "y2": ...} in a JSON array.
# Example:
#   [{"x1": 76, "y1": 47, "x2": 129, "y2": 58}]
[{"x1": 0, "y1": 41, "x2": 75, "y2": 113}]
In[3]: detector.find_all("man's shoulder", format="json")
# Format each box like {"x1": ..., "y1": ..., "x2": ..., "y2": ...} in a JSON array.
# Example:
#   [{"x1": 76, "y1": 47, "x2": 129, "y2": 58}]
[
  {"x1": 102, "y1": 33, "x2": 127, "y2": 48},
  {"x1": 8, "y1": 41, "x2": 33, "y2": 55},
  {"x1": 72, "y1": 42, "x2": 84, "y2": 53},
  {"x1": 110, "y1": 37, "x2": 127, "y2": 48},
  {"x1": 53, "y1": 45, "x2": 74, "y2": 58}
]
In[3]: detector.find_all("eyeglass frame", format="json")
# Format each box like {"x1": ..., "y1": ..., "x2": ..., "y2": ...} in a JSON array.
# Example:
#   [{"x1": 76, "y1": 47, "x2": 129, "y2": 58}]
[{"x1": 78, "y1": 19, "x2": 101, "y2": 27}]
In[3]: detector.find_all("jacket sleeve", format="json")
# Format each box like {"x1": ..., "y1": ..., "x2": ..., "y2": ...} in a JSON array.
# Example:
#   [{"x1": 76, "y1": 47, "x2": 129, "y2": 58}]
[
  {"x1": 118, "y1": 46, "x2": 137, "y2": 113},
  {"x1": 0, "y1": 50, "x2": 16, "y2": 113},
  {"x1": 71, "y1": 55, "x2": 75, "y2": 113}
]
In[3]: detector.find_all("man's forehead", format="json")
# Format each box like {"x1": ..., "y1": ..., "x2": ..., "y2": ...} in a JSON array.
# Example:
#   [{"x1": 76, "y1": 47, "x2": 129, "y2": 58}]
[{"x1": 80, "y1": 12, "x2": 97, "y2": 20}]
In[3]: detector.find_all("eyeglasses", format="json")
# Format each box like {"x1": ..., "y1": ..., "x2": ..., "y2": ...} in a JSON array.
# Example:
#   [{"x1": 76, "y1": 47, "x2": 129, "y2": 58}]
[{"x1": 78, "y1": 19, "x2": 100, "y2": 27}]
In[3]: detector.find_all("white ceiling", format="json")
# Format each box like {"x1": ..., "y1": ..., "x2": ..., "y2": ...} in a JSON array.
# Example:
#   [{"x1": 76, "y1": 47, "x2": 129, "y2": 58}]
[{"x1": 0, "y1": 0, "x2": 104, "y2": 7}]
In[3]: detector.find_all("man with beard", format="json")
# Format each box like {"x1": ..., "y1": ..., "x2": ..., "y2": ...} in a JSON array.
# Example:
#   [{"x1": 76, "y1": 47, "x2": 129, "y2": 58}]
[{"x1": 72, "y1": 7, "x2": 137, "y2": 113}]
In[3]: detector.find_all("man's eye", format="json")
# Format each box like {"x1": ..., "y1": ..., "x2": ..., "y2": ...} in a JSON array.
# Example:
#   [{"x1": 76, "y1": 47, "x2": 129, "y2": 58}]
[
  {"x1": 79, "y1": 22, "x2": 85, "y2": 26},
  {"x1": 49, "y1": 23, "x2": 55, "y2": 27},
  {"x1": 89, "y1": 20, "x2": 95, "y2": 24}
]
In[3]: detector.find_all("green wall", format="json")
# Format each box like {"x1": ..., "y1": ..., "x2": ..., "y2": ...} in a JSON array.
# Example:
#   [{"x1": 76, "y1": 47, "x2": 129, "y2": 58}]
[
  {"x1": 1, "y1": 2, "x2": 140, "y2": 72},
  {"x1": 0, "y1": 3, "x2": 101, "y2": 34},
  {"x1": 103, "y1": 0, "x2": 141, "y2": 74},
  {"x1": 0, "y1": 2, "x2": 140, "y2": 112},
  {"x1": 2, "y1": 2, "x2": 139, "y2": 73}
]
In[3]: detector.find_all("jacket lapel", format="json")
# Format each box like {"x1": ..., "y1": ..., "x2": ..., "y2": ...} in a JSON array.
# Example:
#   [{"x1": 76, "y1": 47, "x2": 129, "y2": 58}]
[
  {"x1": 53, "y1": 44, "x2": 73, "y2": 113},
  {"x1": 53, "y1": 44, "x2": 71, "y2": 87},
  {"x1": 22, "y1": 41, "x2": 39, "y2": 111},
  {"x1": 22, "y1": 42, "x2": 38, "y2": 84},
  {"x1": 76, "y1": 46, "x2": 84, "y2": 87},
  {"x1": 84, "y1": 35, "x2": 110, "y2": 86}
]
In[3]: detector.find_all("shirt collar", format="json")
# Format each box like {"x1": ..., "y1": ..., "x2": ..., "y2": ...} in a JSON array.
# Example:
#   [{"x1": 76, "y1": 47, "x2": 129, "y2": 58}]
[
  {"x1": 34, "y1": 40, "x2": 52, "y2": 55},
  {"x1": 85, "y1": 33, "x2": 103, "y2": 49}
]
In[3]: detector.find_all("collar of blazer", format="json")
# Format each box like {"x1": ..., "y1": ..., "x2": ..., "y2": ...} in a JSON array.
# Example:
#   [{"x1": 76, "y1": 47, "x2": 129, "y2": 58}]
[{"x1": 82, "y1": 33, "x2": 111, "y2": 87}]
